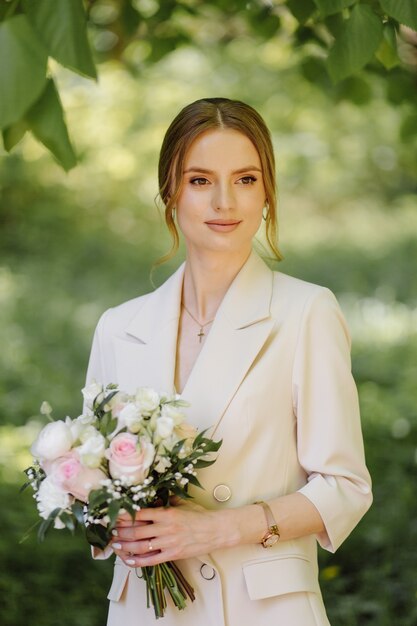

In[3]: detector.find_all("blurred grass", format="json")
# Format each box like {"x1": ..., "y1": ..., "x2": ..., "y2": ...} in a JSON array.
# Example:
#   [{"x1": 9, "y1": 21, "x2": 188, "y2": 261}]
[{"x1": 1, "y1": 42, "x2": 416, "y2": 625}]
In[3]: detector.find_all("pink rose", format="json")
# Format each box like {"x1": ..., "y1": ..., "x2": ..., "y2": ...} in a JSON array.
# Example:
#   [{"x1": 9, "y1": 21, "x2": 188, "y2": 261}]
[
  {"x1": 106, "y1": 433, "x2": 155, "y2": 485},
  {"x1": 46, "y1": 451, "x2": 106, "y2": 502}
]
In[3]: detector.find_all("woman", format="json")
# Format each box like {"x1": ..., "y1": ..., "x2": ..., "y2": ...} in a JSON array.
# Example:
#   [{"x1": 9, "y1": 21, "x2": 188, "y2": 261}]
[{"x1": 86, "y1": 97, "x2": 372, "y2": 625}]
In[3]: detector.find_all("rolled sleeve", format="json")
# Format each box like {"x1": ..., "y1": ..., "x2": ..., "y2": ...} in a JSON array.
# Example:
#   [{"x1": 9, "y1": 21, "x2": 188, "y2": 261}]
[{"x1": 293, "y1": 288, "x2": 372, "y2": 552}]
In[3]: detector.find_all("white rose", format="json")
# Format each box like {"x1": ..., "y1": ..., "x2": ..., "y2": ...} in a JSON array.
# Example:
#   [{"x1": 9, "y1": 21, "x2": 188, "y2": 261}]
[
  {"x1": 118, "y1": 402, "x2": 143, "y2": 433},
  {"x1": 161, "y1": 403, "x2": 186, "y2": 425},
  {"x1": 81, "y1": 381, "x2": 103, "y2": 411},
  {"x1": 31, "y1": 421, "x2": 73, "y2": 461},
  {"x1": 135, "y1": 387, "x2": 160, "y2": 415},
  {"x1": 76, "y1": 431, "x2": 106, "y2": 468},
  {"x1": 65, "y1": 415, "x2": 94, "y2": 443},
  {"x1": 156, "y1": 416, "x2": 174, "y2": 440},
  {"x1": 36, "y1": 476, "x2": 72, "y2": 528}
]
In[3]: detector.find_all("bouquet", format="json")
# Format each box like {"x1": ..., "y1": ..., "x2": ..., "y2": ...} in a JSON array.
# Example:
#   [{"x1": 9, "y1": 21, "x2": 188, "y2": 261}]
[{"x1": 23, "y1": 382, "x2": 222, "y2": 618}]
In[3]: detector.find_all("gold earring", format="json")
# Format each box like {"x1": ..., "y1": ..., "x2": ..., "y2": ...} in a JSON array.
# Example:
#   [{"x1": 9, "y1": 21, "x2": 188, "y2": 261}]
[{"x1": 262, "y1": 204, "x2": 268, "y2": 221}]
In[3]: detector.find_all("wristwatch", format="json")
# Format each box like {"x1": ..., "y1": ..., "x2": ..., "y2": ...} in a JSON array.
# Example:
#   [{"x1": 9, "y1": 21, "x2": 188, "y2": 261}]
[{"x1": 254, "y1": 500, "x2": 280, "y2": 548}]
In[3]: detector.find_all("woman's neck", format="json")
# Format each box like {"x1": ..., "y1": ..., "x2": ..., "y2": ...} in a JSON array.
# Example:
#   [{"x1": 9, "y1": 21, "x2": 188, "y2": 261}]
[{"x1": 182, "y1": 247, "x2": 252, "y2": 323}]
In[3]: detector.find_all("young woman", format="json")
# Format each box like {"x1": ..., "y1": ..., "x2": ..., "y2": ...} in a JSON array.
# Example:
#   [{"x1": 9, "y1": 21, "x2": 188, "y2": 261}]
[{"x1": 86, "y1": 97, "x2": 372, "y2": 625}]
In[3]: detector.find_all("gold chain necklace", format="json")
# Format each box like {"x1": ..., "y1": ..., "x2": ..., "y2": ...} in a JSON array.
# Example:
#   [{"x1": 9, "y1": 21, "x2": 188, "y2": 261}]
[{"x1": 182, "y1": 303, "x2": 215, "y2": 343}]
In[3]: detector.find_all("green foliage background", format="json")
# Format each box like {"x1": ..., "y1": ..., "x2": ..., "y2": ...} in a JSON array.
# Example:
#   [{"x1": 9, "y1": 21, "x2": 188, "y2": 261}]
[{"x1": 1, "y1": 3, "x2": 417, "y2": 625}]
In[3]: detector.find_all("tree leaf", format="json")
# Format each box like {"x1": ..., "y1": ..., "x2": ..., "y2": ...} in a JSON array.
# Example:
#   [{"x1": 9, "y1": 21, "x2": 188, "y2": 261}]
[
  {"x1": 400, "y1": 112, "x2": 417, "y2": 142},
  {"x1": 376, "y1": 23, "x2": 399, "y2": 70},
  {"x1": 0, "y1": 15, "x2": 47, "y2": 129},
  {"x1": 23, "y1": 0, "x2": 97, "y2": 79},
  {"x1": 327, "y1": 5, "x2": 383, "y2": 82},
  {"x1": 379, "y1": 0, "x2": 417, "y2": 31},
  {"x1": 287, "y1": 0, "x2": 316, "y2": 24},
  {"x1": 2, "y1": 118, "x2": 29, "y2": 152},
  {"x1": 313, "y1": 0, "x2": 356, "y2": 17},
  {"x1": 26, "y1": 78, "x2": 77, "y2": 171}
]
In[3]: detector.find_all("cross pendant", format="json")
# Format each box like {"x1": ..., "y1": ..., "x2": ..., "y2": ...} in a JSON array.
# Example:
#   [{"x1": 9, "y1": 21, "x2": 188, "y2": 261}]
[{"x1": 197, "y1": 328, "x2": 205, "y2": 343}]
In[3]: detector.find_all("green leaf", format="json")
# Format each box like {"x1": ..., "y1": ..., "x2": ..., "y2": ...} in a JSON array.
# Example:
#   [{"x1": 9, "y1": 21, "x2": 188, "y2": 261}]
[
  {"x1": 185, "y1": 474, "x2": 203, "y2": 489},
  {"x1": 107, "y1": 499, "x2": 122, "y2": 528},
  {"x1": 379, "y1": 0, "x2": 417, "y2": 31},
  {"x1": 313, "y1": 0, "x2": 356, "y2": 17},
  {"x1": 60, "y1": 511, "x2": 76, "y2": 533},
  {"x1": 192, "y1": 459, "x2": 216, "y2": 469},
  {"x1": 334, "y1": 75, "x2": 372, "y2": 105},
  {"x1": 23, "y1": 0, "x2": 97, "y2": 79},
  {"x1": 71, "y1": 501, "x2": 85, "y2": 525},
  {"x1": 2, "y1": 118, "x2": 29, "y2": 151},
  {"x1": 327, "y1": 5, "x2": 383, "y2": 82},
  {"x1": 400, "y1": 112, "x2": 417, "y2": 142},
  {"x1": 85, "y1": 523, "x2": 110, "y2": 549},
  {"x1": 287, "y1": 0, "x2": 316, "y2": 24},
  {"x1": 26, "y1": 78, "x2": 77, "y2": 171},
  {"x1": 38, "y1": 507, "x2": 61, "y2": 542},
  {"x1": 0, "y1": 15, "x2": 47, "y2": 129},
  {"x1": 88, "y1": 488, "x2": 109, "y2": 510},
  {"x1": 376, "y1": 23, "x2": 399, "y2": 69}
]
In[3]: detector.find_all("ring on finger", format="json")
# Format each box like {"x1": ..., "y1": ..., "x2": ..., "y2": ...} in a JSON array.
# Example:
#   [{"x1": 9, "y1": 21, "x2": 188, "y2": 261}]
[{"x1": 148, "y1": 539, "x2": 153, "y2": 552}]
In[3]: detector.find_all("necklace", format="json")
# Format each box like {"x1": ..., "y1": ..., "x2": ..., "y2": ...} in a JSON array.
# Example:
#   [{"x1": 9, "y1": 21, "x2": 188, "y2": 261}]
[{"x1": 182, "y1": 303, "x2": 215, "y2": 343}]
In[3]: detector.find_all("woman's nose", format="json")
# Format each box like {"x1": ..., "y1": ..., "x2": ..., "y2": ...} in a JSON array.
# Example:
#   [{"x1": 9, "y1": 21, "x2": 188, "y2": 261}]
[{"x1": 212, "y1": 182, "x2": 235, "y2": 211}]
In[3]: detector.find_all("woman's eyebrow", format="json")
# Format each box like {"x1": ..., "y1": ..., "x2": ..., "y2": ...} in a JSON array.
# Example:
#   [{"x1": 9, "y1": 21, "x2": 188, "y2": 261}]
[{"x1": 183, "y1": 166, "x2": 262, "y2": 174}]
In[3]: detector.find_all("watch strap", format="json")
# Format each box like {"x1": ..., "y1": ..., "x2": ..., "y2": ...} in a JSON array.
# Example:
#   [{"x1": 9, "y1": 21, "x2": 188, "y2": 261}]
[{"x1": 254, "y1": 500, "x2": 280, "y2": 540}]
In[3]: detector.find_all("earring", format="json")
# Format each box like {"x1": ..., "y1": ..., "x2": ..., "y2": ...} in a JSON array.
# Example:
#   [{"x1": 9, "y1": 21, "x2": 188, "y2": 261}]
[
  {"x1": 171, "y1": 207, "x2": 176, "y2": 221},
  {"x1": 262, "y1": 203, "x2": 269, "y2": 221}
]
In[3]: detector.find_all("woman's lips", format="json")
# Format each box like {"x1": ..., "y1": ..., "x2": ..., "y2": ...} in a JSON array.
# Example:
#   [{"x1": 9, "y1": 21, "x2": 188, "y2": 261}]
[{"x1": 205, "y1": 221, "x2": 241, "y2": 232}]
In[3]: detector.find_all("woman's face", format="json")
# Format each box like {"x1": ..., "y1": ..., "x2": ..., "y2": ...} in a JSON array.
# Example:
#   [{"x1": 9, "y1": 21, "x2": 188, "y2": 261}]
[{"x1": 175, "y1": 128, "x2": 266, "y2": 259}]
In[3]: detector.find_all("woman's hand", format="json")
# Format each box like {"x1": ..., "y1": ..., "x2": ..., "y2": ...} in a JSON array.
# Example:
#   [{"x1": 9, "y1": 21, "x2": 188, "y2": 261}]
[{"x1": 110, "y1": 498, "x2": 229, "y2": 567}]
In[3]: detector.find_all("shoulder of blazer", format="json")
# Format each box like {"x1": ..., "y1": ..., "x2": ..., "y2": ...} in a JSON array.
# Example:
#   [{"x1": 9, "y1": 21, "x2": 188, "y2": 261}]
[
  {"x1": 96, "y1": 261, "x2": 186, "y2": 339},
  {"x1": 270, "y1": 270, "x2": 334, "y2": 312}
]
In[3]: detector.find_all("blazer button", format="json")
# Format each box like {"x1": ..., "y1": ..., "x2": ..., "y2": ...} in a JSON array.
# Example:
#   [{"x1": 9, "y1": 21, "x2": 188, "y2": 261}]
[
  {"x1": 200, "y1": 563, "x2": 216, "y2": 580},
  {"x1": 213, "y1": 484, "x2": 231, "y2": 502}
]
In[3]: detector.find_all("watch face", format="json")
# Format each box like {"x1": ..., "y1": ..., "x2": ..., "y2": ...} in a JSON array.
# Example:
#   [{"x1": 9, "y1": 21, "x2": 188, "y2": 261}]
[{"x1": 263, "y1": 532, "x2": 279, "y2": 548}]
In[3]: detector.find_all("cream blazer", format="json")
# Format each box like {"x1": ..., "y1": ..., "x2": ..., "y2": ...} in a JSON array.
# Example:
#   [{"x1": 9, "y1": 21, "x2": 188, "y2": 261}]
[{"x1": 86, "y1": 249, "x2": 372, "y2": 626}]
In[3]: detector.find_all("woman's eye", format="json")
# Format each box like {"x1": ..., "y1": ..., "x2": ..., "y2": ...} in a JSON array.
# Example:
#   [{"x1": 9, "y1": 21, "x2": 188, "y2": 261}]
[
  {"x1": 238, "y1": 176, "x2": 257, "y2": 185},
  {"x1": 190, "y1": 177, "x2": 209, "y2": 186}
]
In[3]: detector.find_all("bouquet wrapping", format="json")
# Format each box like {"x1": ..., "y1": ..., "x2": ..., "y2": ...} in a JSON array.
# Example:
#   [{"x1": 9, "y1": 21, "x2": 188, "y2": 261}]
[{"x1": 23, "y1": 382, "x2": 222, "y2": 618}]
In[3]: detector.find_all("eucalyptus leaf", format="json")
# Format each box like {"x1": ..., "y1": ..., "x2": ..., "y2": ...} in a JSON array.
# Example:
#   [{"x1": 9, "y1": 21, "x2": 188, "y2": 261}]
[
  {"x1": 88, "y1": 488, "x2": 109, "y2": 510},
  {"x1": 327, "y1": 4, "x2": 383, "y2": 82},
  {"x1": 85, "y1": 523, "x2": 110, "y2": 549},
  {"x1": 60, "y1": 511, "x2": 76, "y2": 533},
  {"x1": 192, "y1": 459, "x2": 216, "y2": 469},
  {"x1": 379, "y1": 0, "x2": 417, "y2": 31},
  {"x1": 107, "y1": 499, "x2": 122, "y2": 527},
  {"x1": 23, "y1": 0, "x2": 97, "y2": 79},
  {"x1": 71, "y1": 501, "x2": 85, "y2": 524},
  {"x1": 185, "y1": 474, "x2": 203, "y2": 489},
  {"x1": 38, "y1": 507, "x2": 61, "y2": 542},
  {"x1": 0, "y1": 15, "x2": 47, "y2": 129}
]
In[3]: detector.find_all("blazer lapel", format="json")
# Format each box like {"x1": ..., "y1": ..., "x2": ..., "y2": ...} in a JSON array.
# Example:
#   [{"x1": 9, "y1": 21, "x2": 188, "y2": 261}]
[
  {"x1": 112, "y1": 249, "x2": 275, "y2": 438},
  {"x1": 180, "y1": 249, "x2": 274, "y2": 436},
  {"x1": 112, "y1": 262, "x2": 185, "y2": 394}
]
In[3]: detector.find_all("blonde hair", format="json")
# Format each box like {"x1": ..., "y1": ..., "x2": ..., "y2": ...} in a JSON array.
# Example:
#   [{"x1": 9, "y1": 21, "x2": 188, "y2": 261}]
[{"x1": 155, "y1": 97, "x2": 282, "y2": 267}]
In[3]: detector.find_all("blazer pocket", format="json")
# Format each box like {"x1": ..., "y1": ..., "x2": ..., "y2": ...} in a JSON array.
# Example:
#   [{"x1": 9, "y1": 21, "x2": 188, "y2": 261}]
[
  {"x1": 107, "y1": 562, "x2": 130, "y2": 602},
  {"x1": 242, "y1": 554, "x2": 319, "y2": 601}
]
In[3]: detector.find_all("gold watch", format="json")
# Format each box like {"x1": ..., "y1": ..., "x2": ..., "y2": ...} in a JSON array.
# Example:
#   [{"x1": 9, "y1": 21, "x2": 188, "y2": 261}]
[{"x1": 254, "y1": 500, "x2": 280, "y2": 548}]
